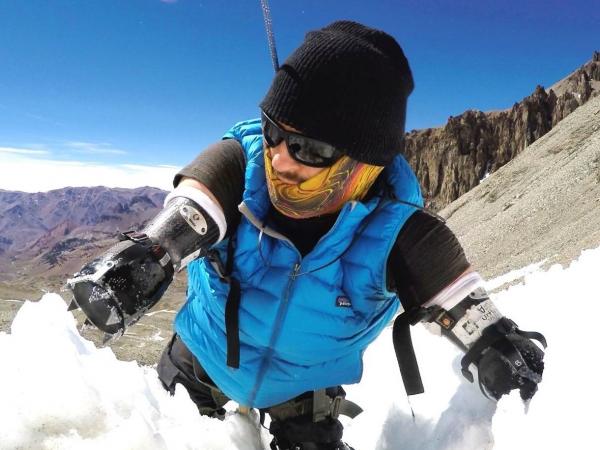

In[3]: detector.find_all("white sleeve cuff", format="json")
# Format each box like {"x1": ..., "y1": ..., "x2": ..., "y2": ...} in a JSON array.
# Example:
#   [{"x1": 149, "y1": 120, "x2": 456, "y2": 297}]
[
  {"x1": 422, "y1": 271, "x2": 486, "y2": 311},
  {"x1": 164, "y1": 185, "x2": 227, "y2": 243}
]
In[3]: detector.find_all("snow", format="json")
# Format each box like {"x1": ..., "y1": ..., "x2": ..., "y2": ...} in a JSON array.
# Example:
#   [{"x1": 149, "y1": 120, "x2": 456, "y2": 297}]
[
  {"x1": 0, "y1": 296, "x2": 269, "y2": 450},
  {"x1": 484, "y1": 259, "x2": 547, "y2": 291},
  {"x1": 1, "y1": 247, "x2": 599, "y2": 449}
]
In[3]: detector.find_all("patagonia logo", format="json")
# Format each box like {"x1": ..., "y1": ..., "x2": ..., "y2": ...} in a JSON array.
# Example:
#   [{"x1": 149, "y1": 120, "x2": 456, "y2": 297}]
[{"x1": 336, "y1": 296, "x2": 352, "y2": 308}]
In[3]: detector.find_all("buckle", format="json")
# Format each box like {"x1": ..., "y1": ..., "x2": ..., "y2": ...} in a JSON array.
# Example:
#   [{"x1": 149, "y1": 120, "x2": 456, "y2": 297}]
[
  {"x1": 406, "y1": 306, "x2": 435, "y2": 325},
  {"x1": 331, "y1": 396, "x2": 342, "y2": 419}
]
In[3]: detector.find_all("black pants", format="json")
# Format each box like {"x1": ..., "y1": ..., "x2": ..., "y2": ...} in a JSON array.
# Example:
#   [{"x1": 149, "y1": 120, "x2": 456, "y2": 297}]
[{"x1": 157, "y1": 334, "x2": 345, "y2": 447}]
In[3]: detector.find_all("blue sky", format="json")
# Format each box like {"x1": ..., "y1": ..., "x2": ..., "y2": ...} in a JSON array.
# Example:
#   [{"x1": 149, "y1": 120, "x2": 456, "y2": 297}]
[{"x1": 0, "y1": 0, "x2": 598, "y2": 191}]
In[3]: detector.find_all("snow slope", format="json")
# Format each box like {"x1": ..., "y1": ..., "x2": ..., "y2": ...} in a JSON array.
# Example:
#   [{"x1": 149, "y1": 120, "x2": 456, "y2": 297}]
[{"x1": 1, "y1": 247, "x2": 599, "y2": 450}]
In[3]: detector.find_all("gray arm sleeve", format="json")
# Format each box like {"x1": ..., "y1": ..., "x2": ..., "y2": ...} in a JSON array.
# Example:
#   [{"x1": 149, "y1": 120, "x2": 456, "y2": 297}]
[
  {"x1": 173, "y1": 139, "x2": 246, "y2": 237},
  {"x1": 388, "y1": 210, "x2": 471, "y2": 308}
]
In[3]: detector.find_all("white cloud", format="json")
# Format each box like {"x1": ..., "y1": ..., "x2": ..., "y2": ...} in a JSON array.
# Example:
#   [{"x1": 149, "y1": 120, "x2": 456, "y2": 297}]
[
  {"x1": 65, "y1": 141, "x2": 128, "y2": 155},
  {"x1": 0, "y1": 153, "x2": 179, "y2": 193},
  {"x1": 0, "y1": 146, "x2": 50, "y2": 156}
]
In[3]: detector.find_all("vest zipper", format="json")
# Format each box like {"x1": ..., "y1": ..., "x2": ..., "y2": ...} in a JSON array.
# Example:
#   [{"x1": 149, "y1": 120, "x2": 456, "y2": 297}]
[{"x1": 248, "y1": 261, "x2": 301, "y2": 405}]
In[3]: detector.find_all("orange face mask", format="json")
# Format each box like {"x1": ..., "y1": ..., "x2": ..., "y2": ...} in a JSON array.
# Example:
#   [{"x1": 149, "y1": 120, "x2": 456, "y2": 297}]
[{"x1": 264, "y1": 149, "x2": 384, "y2": 219}]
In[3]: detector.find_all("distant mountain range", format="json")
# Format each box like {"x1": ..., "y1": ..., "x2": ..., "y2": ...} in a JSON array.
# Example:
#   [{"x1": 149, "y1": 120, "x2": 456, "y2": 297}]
[
  {"x1": 0, "y1": 186, "x2": 166, "y2": 284},
  {"x1": 1, "y1": 51, "x2": 598, "y2": 290}
]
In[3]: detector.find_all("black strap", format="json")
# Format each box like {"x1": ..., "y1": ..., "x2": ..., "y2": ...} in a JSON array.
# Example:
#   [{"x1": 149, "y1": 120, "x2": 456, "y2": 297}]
[
  {"x1": 225, "y1": 232, "x2": 236, "y2": 275},
  {"x1": 207, "y1": 238, "x2": 241, "y2": 369},
  {"x1": 224, "y1": 236, "x2": 241, "y2": 368},
  {"x1": 516, "y1": 329, "x2": 547, "y2": 349},
  {"x1": 392, "y1": 307, "x2": 428, "y2": 395},
  {"x1": 225, "y1": 277, "x2": 241, "y2": 368},
  {"x1": 390, "y1": 252, "x2": 428, "y2": 396}
]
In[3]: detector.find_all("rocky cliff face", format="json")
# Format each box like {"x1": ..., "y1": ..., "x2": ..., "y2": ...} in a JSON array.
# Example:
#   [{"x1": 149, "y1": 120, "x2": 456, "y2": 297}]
[
  {"x1": 404, "y1": 52, "x2": 600, "y2": 211},
  {"x1": 440, "y1": 94, "x2": 600, "y2": 280}
]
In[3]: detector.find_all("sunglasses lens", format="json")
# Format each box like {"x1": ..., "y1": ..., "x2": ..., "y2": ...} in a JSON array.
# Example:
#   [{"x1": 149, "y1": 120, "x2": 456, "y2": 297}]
[
  {"x1": 261, "y1": 112, "x2": 342, "y2": 167},
  {"x1": 263, "y1": 131, "x2": 277, "y2": 148},
  {"x1": 262, "y1": 116, "x2": 284, "y2": 148},
  {"x1": 287, "y1": 135, "x2": 340, "y2": 167}
]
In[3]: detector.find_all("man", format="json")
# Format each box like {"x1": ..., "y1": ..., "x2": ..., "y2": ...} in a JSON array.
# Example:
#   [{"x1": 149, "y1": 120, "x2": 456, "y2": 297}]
[{"x1": 68, "y1": 21, "x2": 545, "y2": 450}]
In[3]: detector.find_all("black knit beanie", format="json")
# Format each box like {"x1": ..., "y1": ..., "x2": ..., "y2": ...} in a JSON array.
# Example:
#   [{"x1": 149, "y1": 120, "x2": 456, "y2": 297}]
[{"x1": 260, "y1": 20, "x2": 414, "y2": 166}]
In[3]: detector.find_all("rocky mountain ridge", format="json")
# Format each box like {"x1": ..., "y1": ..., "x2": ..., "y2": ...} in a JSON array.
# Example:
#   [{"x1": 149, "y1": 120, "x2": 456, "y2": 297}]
[
  {"x1": 441, "y1": 94, "x2": 600, "y2": 281},
  {"x1": 404, "y1": 51, "x2": 600, "y2": 210}
]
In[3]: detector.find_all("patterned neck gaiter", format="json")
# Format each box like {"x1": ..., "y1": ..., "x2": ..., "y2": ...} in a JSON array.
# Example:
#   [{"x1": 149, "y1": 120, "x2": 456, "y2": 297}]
[{"x1": 264, "y1": 149, "x2": 384, "y2": 219}]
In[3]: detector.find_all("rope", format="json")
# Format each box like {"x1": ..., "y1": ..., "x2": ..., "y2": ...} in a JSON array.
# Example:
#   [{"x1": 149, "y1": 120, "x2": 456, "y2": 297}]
[{"x1": 260, "y1": 0, "x2": 280, "y2": 72}]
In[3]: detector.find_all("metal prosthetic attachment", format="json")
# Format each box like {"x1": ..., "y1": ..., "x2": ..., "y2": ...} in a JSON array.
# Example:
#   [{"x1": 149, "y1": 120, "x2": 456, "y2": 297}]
[
  {"x1": 425, "y1": 287, "x2": 503, "y2": 351},
  {"x1": 424, "y1": 287, "x2": 547, "y2": 401},
  {"x1": 67, "y1": 235, "x2": 174, "y2": 340},
  {"x1": 67, "y1": 191, "x2": 224, "y2": 340},
  {"x1": 142, "y1": 194, "x2": 222, "y2": 272}
]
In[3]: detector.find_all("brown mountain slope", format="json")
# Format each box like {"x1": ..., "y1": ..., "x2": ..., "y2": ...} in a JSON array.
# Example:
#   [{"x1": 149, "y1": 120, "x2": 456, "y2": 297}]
[
  {"x1": 441, "y1": 94, "x2": 600, "y2": 281},
  {"x1": 404, "y1": 51, "x2": 600, "y2": 211}
]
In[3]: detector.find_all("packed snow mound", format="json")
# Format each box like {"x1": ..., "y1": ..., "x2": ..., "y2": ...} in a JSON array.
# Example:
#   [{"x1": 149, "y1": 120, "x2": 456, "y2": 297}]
[
  {"x1": 346, "y1": 246, "x2": 600, "y2": 450},
  {"x1": 0, "y1": 294, "x2": 269, "y2": 450},
  {"x1": 1, "y1": 246, "x2": 599, "y2": 449}
]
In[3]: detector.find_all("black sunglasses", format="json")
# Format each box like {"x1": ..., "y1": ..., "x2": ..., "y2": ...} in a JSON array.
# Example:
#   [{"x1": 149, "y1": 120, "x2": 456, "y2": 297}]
[{"x1": 261, "y1": 111, "x2": 343, "y2": 168}]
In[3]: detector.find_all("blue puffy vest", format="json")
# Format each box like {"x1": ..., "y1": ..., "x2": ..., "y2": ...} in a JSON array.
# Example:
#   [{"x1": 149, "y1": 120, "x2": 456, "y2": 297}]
[{"x1": 174, "y1": 118, "x2": 423, "y2": 408}]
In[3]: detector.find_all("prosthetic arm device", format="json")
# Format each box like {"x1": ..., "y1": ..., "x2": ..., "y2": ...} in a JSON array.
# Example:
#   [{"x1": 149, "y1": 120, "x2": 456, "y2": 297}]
[
  {"x1": 391, "y1": 211, "x2": 546, "y2": 401},
  {"x1": 67, "y1": 186, "x2": 226, "y2": 337},
  {"x1": 421, "y1": 272, "x2": 547, "y2": 400}
]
